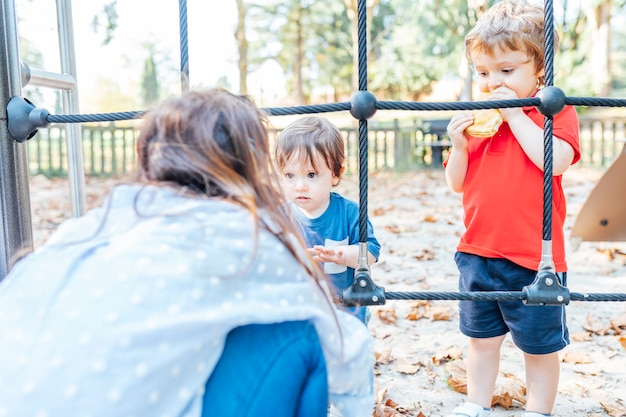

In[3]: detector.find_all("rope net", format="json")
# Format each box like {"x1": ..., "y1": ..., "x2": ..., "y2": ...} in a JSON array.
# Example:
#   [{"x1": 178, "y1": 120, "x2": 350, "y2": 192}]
[{"x1": 7, "y1": 0, "x2": 626, "y2": 307}]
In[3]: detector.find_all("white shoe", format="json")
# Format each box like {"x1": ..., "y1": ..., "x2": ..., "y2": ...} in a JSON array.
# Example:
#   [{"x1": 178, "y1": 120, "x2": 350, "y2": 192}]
[{"x1": 446, "y1": 401, "x2": 491, "y2": 417}]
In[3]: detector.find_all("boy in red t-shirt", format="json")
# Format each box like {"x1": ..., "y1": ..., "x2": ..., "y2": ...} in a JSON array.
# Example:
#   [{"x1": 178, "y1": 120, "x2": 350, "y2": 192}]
[{"x1": 444, "y1": 1, "x2": 581, "y2": 417}]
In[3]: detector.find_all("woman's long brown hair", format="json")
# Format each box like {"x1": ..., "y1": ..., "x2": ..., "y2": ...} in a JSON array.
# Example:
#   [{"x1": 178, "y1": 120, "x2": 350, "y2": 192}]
[{"x1": 136, "y1": 88, "x2": 333, "y2": 304}]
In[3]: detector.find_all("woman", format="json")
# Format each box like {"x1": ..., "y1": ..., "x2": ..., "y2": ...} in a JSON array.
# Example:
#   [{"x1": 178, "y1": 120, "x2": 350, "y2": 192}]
[{"x1": 0, "y1": 88, "x2": 374, "y2": 417}]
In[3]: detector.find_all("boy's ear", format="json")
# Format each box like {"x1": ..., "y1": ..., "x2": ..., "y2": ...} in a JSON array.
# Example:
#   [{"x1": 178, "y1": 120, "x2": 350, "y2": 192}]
[{"x1": 332, "y1": 165, "x2": 346, "y2": 186}]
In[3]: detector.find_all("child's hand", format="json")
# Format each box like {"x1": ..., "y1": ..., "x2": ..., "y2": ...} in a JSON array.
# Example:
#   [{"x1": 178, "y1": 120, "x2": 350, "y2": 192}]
[
  {"x1": 489, "y1": 86, "x2": 523, "y2": 122},
  {"x1": 308, "y1": 245, "x2": 347, "y2": 265},
  {"x1": 447, "y1": 112, "x2": 473, "y2": 150}
]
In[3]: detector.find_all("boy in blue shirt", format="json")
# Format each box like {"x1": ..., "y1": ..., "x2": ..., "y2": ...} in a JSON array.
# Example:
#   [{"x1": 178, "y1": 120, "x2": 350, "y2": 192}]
[{"x1": 275, "y1": 116, "x2": 381, "y2": 324}]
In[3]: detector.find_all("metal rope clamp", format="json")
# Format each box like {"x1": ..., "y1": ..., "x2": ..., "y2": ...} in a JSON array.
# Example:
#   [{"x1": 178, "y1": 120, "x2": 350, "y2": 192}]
[
  {"x1": 342, "y1": 265, "x2": 386, "y2": 307},
  {"x1": 6, "y1": 96, "x2": 50, "y2": 142},
  {"x1": 522, "y1": 269, "x2": 571, "y2": 306}
]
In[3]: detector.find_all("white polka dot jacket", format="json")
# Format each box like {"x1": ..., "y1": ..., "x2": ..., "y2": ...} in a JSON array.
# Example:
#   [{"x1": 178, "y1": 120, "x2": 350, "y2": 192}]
[{"x1": 0, "y1": 184, "x2": 375, "y2": 417}]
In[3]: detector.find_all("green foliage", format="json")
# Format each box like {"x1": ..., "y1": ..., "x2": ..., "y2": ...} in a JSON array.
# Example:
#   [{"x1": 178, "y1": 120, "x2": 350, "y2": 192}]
[
  {"x1": 309, "y1": 2, "x2": 353, "y2": 99},
  {"x1": 140, "y1": 47, "x2": 160, "y2": 108},
  {"x1": 247, "y1": 0, "x2": 394, "y2": 101},
  {"x1": 369, "y1": 0, "x2": 476, "y2": 100},
  {"x1": 91, "y1": 1, "x2": 118, "y2": 46},
  {"x1": 241, "y1": 0, "x2": 626, "y2": 102}
]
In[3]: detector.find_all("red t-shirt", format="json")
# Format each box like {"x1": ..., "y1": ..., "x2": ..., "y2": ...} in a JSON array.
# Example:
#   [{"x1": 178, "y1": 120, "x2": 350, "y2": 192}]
[{"x1": 445, "y1": 105, "x2": 580, "y2": 271}]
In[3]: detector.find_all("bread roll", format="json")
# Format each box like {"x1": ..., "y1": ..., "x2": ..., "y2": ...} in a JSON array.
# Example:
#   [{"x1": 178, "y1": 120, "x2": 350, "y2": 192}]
[{"x1": 465, "y1": 94, "x2": 502, "y2": 138}]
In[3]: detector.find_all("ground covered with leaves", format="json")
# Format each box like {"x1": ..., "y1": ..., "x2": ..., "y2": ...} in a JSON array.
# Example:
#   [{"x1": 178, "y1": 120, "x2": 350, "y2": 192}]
[{"x1": 28, "y1": 167, "x2": 626, "y2": 417}]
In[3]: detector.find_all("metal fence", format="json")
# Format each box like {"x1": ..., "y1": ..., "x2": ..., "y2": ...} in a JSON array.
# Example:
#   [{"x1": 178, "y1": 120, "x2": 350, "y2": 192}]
[
  {"x1": 28, "y1": 122, "x2": 140, "y2": 178},
  {"x1": 26, "y1": 116, "x2": 626, "y2": 178}
]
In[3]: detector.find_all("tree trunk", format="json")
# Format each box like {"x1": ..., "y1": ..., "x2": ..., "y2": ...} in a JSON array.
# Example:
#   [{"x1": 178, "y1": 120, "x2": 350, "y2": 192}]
[
  {"x1": 344, "y1": 0, "x2": 380, "y2": 92},
  {"x1": 295, "y1": 5, "x2": 305, "y2": 104},
  {"x1": 235, "y1": 0, "x2": 248, "y2": 94},
  {"x1": 587, "y1": 0, "x2": 612, "y2": 96}
]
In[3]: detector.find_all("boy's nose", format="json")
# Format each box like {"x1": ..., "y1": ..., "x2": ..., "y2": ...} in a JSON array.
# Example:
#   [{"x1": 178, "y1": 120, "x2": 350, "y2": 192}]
[
  {"x1": 488, "y1": 76, "x2": 503, "y2": 90},
  {"x1": 295, "y1": 179, "x2": 308, "y2": 191}
]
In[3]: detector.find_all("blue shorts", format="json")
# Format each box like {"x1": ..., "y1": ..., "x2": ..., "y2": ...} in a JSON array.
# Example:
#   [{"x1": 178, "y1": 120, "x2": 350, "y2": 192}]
[{"x1": 455, "y1": 252, "x2": 570, "y2": 355}]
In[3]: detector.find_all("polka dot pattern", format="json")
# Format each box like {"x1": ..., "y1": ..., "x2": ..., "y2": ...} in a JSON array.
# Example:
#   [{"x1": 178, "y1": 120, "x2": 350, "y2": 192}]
[{"x1": 0, "y1": 185, "x2": 374, "y2": 417}]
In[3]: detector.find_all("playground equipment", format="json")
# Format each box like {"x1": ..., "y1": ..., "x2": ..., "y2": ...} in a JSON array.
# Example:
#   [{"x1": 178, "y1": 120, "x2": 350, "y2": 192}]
[
  {"x1": 571, "y1": 141, "x2": 626, "y2": 243},
  {"x1": 3, "y1": 3, "x2": 626, "y2": 417},
  {"x1": 0, "y1": 0, "x2": 85, "y2": 277},
  {"x1": 2, "y1": 0, "x2": 626, "y2": 307}
]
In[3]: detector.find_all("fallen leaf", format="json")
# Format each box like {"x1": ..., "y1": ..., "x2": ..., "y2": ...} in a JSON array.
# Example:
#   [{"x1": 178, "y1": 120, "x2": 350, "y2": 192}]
[
  {"x1": 570, "y1": 332, "x2": 593, "y2": 342},
  {"x1": 373, "y1": 206, "x2": 394, "y2": 216},
  {"x1": 423, "y1": 214, "x2": 438, "y2": 223},
  {"x1": 406, "y1": 308, "x2": 428, "y2": 321},
  {"x1": 610, "y1": 314, "x2": 626, "y2": 335},
  {"x1": 561, "y1": 351, "x2": 593, "y2": 364},
  {"x1": 372, "y1": 388, "x2": 415, "y2": 417},
  {"x1": 384, "y1": 224, "x2": 403, "y2": 234},
  {"x1": 430, "y1": 305, "x2": 454, "y2": 321},
  {"x1": 491, "y1": 373, "x2": 526, "y2": 409},
  {"x1": 597, "y1": 247, "x2": 616, "y2": 260},
  {"x1": 406, "y1": 300, "x2": 431, "y2": 321},
  {"x1": 596, "y1": 247, "x2": 626, "y2": 263},
  {"x1": 444, "y1": 360, "x2": 467, "y2": 394},
  {"x1": 375, "y1": 386, "x2": 388, "y2": 405},
  {"x1": 383, "y1": 398, "x2": 400, "y2": 408},
  {"x1": 376, "y1": 308, "x2": 397, "y2": 325},
  {"x1": 432, "y1": 346, "x2": 463, "y2": 365},
  {"x1": 375, "y1": 349, "x2": 392, "y2": 365},
  {"x1": 600, "y1": 399, "x2": 626, "y2": 417},
  {"x1": 413, "y1": 247, "x2": 436, "y2": 261},
  {"x1": 383, "y1": 398, "x2": 413, "y2": 415},
  {"x1": 446, "y1": 361, "x2": 529, "y2": 409},
  {"x1": 583, "y1": 314, "x2": 610, "y2": 336},
  {"x1": 381, "y1": 405, "x2": 403, "y2": 416},
  {"x1": 394, "y1": 358, "x2": 422, "y2": 374}
]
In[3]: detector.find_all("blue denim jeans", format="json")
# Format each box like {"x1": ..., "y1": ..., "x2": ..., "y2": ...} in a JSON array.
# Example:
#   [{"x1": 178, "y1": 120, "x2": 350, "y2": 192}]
[{"x1": 202, "y1": 320, "x2": 328, "y2": 417}]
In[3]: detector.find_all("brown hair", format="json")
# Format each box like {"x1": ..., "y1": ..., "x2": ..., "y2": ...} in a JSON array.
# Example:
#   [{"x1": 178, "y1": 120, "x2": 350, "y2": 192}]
[
  {"x1": 464, "y1": 0, "x2": 559, "y2": 87},
  {"x1": 136, "y1": 89, "x2": 329, "y2": 291},
  {"x1": 275, "y1": 116, "x2": 346, "y2": 184}
]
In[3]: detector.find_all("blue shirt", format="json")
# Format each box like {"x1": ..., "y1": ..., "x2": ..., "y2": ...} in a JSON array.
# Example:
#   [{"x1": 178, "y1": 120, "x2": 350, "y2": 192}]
[{"x1": 292, "y1": 192, "x2": 381, "y2": 295}]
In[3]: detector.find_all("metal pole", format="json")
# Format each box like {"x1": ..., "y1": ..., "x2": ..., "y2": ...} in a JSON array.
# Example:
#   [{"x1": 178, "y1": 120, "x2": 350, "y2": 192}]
[
  {"x1": 0, "y1": 0, "x2": 34, "y2": 279},
  {"x1": 56, "y1": 0, "x2": 86, "y2": 217},
  {"x1": 21, "y1": 60, "x2": 77, "y2": 91}
]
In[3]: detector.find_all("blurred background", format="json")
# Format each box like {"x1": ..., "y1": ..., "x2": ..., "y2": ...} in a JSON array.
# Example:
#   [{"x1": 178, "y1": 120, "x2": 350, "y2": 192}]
[{"x1": 13, "y1": 0, "x2": 626, "y2": 176}]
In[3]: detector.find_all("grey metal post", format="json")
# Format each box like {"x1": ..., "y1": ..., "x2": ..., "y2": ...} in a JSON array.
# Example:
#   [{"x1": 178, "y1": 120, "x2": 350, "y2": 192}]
[
  {"x1": 56, "y1": 0, "x2": 86, "y2": 217},
  {"x1": 0, "y1": 0, "x2": 34, "y2": 279}
]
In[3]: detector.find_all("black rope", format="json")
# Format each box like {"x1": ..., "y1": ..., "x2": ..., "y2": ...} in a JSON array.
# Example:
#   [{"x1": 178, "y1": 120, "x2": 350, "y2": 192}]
[
  {"x1": 47, "y1": 111, "x2": 146, "y2": 124},
  {"x1": 357, "y1": 0, "x2": 369, "y2": 245},
  {"x1": 179, "y1": 0, "x2": 190, "y2": 93},
  {"x1": 386, "y1": 291, "x2": 524, "y2": 302},
  {"x1": 565, "y1": 96, "x2": 626, "y2": 107},
  {"x1": 543, "y1": 0, "x2": 555, "y2": 87},
  {"x1": 36, "y1": 96, "x2": 626, "y2": 124},
  {"x1": 542, "y1": 116, "x2": 554, "y2": 242},
  {"x1": 264, "y1": 102, "x2": 351, "y2": 116},
  {"x1": 21, "y1": 0, "x2": 626, "y2": 308},
  {"x1": 376, "y1": 97, "x2": 539, "y2": 111},
  {"x1": 571, "y1": 292, "x2": 626, "y2": 302},
  {"x1": 385, "y1": 291, "x2": 626, "y2": 302},
  {"x1": 542, "y1": 0, "x2": 555, "y2": 244}
]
